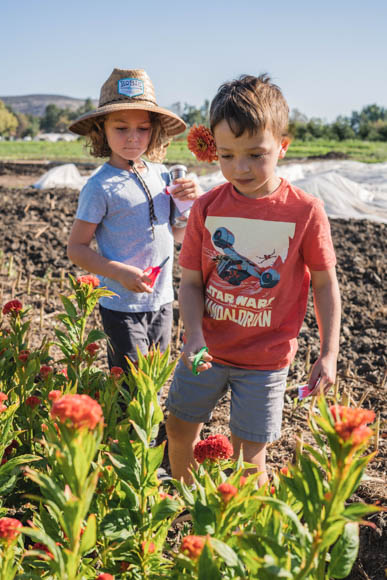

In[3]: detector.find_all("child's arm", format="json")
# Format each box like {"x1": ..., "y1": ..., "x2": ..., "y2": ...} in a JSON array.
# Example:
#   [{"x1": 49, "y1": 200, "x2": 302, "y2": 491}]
[
  {"x1": 67, "y1": 219, "x2": 153, "y2": 293},
  {"x1": 308, "y1": 267, "x2": 341, "y2": 395},
  {"x1": 171, "y1": 179, "x2": 204, "y2": 244},
  {"x1": 179, "y1": 267, "x2": 213, "y2": 372}
]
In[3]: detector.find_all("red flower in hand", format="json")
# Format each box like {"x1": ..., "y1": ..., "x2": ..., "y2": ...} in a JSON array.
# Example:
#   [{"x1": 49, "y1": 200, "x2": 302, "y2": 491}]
[
  {"x1": 187, "y1": 125, "x2": 218, "y2": 162},
  {"x1": 51, "y1": 394, "x2": 103, "y2": 430},
  {"x1": 2, "y1": 300, "x2": 23, "y2": 315},
  {"x1": 77, "y1": 275, "x2": 100, "y2": 288},
  {"x1": 0, "y1": 517, "x2": 22, "y2": 544},
  {"x1": 194, "y1": 434, "x2": 233, "y2": 464}
]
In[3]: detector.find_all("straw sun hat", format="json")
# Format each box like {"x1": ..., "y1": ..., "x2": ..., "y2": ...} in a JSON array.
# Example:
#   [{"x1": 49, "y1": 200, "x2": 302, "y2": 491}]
[{"x1": 69, "y1": 68, "x2": 186, "y2": 137}]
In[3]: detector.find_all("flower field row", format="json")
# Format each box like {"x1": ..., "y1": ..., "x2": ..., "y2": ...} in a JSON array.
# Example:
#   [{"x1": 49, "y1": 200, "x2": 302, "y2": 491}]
[{"x1": 0, "y1": 275, "x2": 381, "y2": 579}]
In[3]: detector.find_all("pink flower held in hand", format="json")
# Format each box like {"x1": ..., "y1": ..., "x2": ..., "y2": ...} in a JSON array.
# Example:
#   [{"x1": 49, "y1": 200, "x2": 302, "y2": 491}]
[
  {"x1": 217, "y1": 482, "x2": 237, "y2": 503},
  {"x1": 26, "y1": 395, "x2": 40, "y2": 409},
  {"x1": 110, "y1": 366, "x2": 124, "y2": 378},
  {"x1": 181, "y1": 535, "x2": 206, "y2": 559},
  {"x1": 2, "y1": 299, "x2": 23, "y2": 315},
  {"x1": 77, "y1": 275, "x2": 100, "y2": 288},
  {"x1": 48, "y1": 390, "x2": 62, "y2": 402},
  {"x1": 187, "y1": 125, "x2": 218, "y2": 163},
  {"x1": 86, "y1": 342, "x2": 100, "y2": 356},
  {"x1": 0, "y1": 517, "x2": 22, "y2": 544},
  {"x1": 51, "y1": 394, "x2": 103, "y2": 430},
  {"x1": 193, "y1": 434, "x2": 233, "y2": 464}
]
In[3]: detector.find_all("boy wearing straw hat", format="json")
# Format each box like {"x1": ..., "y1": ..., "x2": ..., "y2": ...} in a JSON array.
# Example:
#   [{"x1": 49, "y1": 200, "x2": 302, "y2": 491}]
[{"x1": 67, "y1": 68, "x2": 202, "y2": 370}]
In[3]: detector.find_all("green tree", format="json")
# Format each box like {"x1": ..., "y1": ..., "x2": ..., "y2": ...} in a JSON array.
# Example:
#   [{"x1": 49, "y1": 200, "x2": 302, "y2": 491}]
[
  {"x1": 40, "y1": 104, "x2": 62, "y2": 132},
  {"x1": 0, "y1": 100, "x2": 18, "y2": 136}
]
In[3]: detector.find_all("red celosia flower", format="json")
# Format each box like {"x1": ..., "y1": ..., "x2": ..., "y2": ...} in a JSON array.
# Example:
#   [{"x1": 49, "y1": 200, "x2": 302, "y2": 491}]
[
  {"x1": 26, "y1": 395, "x2": 40, "y2": 408},
  {"x1": 77, "y1": 275, "x2": 100, "y2": 288},
  {"x1": 48, "y1": 390, "x2": 62, "y2": 402},
  {"x1": 193, "y1": 434, "x2": 233, "y2": 464},
  {"x1": 187, "y1": 125, "x2": 218, "y2": 162},
  {"x1": 96, "y1": 574, "x2": 114, "y2": 580},
  {"x1": 0, "y1": 392, "x2": 8, "y2": 413},
  {"x1": 330, "y1": 405, "x2": 375, "y2": 446},
  {"x1": 31, "y1": 542, "x2": 55, "y2": 559},
  {"x1": 217, "y1": 482, "x2": 237, "y2": 503},
  {"x1": 51, "y1": 394, "x2": 103, "y2": 430},
  {"x1": 2, "y1": 300, "x2": 23, "y2": 315},
  {"x1": 86, "y1": 342, "x2": 100, "y2": 356},
  {"x1": 280, "y1": 466, "x2": 289, "y2": 476},
  {"x1": 110, "y1": 366, "x2": 124, "y2": 378},
  {"x1": 40, "y1": 365, "x2": 53, "y2": 379},
  {"x1": 181, "y1": 535, "x2": 206, "y2": 559},
  {"x1": 270, "y1": 485, "x2": 276, "y2": 495},
  {"x1": 18, "y1": 350, "x2": 30, "y2": 363},
  {"x1": 141, "y1": 540, "x2": 155, "y2": 554},
  {"x1": 0, "y1": 517, "x2": 22, "y2": 543}
]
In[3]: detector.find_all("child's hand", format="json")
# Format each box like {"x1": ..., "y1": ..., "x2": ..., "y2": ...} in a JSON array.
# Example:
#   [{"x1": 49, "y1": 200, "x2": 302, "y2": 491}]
[
  {"x1": 171, "y1": 178, "x2": 203, "y2": 201},
  {"x1": 307, "y1": 354, "x2": 337, "y2": 396},
  {"x1": 117, "y1": 265, "x2": 153, "y2": 294},
  {"x1": 182, "y1": 335, "x2": 213, "y2": 374}
]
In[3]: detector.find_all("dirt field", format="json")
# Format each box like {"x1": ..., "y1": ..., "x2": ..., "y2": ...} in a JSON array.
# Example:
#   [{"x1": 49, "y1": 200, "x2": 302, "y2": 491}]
[{"x1": 0, "y1": 161, "x2": 385, "y2": 579}]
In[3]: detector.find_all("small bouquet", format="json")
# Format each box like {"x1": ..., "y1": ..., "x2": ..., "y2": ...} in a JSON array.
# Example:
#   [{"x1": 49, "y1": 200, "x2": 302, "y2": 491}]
[{"x1": 187, "y1": 124, "x2": 218, "y2": 163}]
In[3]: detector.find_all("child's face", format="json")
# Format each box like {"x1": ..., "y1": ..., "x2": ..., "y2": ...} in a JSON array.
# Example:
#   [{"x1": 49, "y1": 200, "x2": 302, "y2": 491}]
[
  {"x1": 213, "y1": 120, "x2": 289, "y2": 199},
  {"x1": 104, "y1": 109, "x2": 152, "y2": 168}
]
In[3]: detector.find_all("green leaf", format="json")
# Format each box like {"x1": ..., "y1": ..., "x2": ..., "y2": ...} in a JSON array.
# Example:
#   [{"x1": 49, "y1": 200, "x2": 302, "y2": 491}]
[
  {"x1": 60, "y1": 295, "x2": 78, "y2": 318},
  {"x1": 80, "y1": 513, "x2": 97, "y2": 555},
  {"x1": 198, "y1": 543, "x2": 222, "y2": 580},
  {"x1": 328, "y1": 522, "x2": 359, "y2": 578},
  {"x1": 192, "y1": 502, "x2": 216, "y2": 535},
  {"x1": 343, "y1": 502, "x2": 381, "y2": 521},
  {"x1": 210, "y1": 537, "x2": 243, "y2": 569},
  {"x1": 100, "y1": 508, "x2": 134, "y2": 540},
  {"x1": 85, "y1": 329, "x2": 107, "y2": 344},
  {"x1": 151, "y1": 496, "x2": 181, "y2": 525}
]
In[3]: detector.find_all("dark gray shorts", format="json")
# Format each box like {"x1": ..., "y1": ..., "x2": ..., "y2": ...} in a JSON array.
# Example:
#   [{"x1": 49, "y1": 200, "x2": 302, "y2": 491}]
[
  {"x1": 166, "y1": 360, "x2": 289, "y2": 443},
  {"x1": 99, "y1": 303, "x2": 173, "y2": 370}
]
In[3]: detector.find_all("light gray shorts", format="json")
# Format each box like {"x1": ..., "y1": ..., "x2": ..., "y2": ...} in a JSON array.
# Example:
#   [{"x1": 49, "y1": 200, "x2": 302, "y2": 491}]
[{"x1": 166, "y1": 360, "x2": 289, "y2": 443}]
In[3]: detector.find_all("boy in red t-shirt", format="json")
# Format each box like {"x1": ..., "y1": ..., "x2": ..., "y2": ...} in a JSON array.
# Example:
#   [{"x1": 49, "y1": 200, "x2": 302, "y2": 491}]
[{"x1": 165, "y1": 74, "x2": 341, "y2": 485}]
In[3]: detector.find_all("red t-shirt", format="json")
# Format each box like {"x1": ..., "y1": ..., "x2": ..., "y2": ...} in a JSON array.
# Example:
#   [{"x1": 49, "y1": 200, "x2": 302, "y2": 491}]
[{"x1": 179, "y1": 179, "x2": 337, "y2": 370}]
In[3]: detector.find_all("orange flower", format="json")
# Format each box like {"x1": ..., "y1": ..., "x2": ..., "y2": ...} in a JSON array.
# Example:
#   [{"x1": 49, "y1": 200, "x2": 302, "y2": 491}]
[
  {"x1": 239, "y1": 476, "x2": 247, "y2": 487},
  {"x1": 77, "y1": 275, "x2": 100, "y2": 288},
  {"x1": 2, "y1": 299, "x2": 23, "y2": 315},
  {"x1": 51, "y1": 394, "x2": 103, "y2": 430},
  {"x1": 181, "y1": 535, "x2": 206, "y2": 559},
  {"x1": 187, "y1": 125, "x2": 218, "y2": 163},
  {"x1": 141, "y1": 540, "x2": 155, "y2": 554},
  {"x1": 96, "y1": 574, "x2": 114, "y2": 580},
  {"x1": 0, "y1": 392, "x2": 8, "y2": 413},
  {"x1": 0, "y1": 517, "x2": 22, "y2": 544},
  {"x1": 217, "y1": 482, "x2": 237, "y2": 503},
  {"x1": 330, "y1": 405, "x2": 375, "y2": 446},
  {"x1": 48, "y1": 390, "x2": 62, "y2": 402}
]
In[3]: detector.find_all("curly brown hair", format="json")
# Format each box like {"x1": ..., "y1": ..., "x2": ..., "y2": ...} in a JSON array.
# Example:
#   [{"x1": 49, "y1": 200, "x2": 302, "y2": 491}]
[{"x1": 85, "y1": 112, "x2": 171, "y2": 162}]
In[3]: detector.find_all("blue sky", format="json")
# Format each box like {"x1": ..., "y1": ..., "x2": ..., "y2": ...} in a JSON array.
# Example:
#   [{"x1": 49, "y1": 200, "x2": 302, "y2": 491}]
[{"x1": 1, "y1": 0, "x2": 386, "y2": 121}]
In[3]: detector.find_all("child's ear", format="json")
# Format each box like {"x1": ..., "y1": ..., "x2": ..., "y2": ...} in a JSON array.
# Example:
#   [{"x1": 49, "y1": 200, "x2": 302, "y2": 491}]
[{"x1": 279, "y1": 137, "x2": 291, "y2": 159}]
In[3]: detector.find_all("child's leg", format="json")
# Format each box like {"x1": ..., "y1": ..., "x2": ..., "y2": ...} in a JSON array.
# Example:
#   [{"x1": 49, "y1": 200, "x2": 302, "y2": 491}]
[
  {"x1": 165, "y1": 414, "x2": 203, "y2": 483},
  {"x1": 230, "y1": 435, "x2": 268, "y2": 486}
]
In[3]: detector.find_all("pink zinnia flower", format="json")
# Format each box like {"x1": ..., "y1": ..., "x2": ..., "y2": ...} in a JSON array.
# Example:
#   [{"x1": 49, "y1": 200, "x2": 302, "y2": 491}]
[
  {"x1": 86, "y1": 342, "x2": 100, "y2": 356},
  {"x1": 110, "y1": 366, "x2": 124, "y2": 378},
  {"x1": 181, "y1": 535, "x2": 206, "y2": 559},
  {"x1": 2, "y1": 300, "x2": 23, "y2": 315},
  {"x1": 26, "y1": 395, "x2": 40, "y2": 408},
  {"x1": 193, "y1": 434, "x2": 233, "y2": 464},
  {"x1": 77, "y1": 275, "x2": 100, "y2": 288},
  {"x1": 48, "y1": 390, "x2": 62, "y2": 402},
  {"x1": 51, "y1": 394, "x2": 103, "y2": 430},
  {"x1": 40, "y1": 365, "x2": 53, "y2": 379},
  {"x1": 187, "y1": 125, "x2": 218, "y2": 163},
  {"x1": 0, "y1": 517, "x2": 22, "y2": 544},
  {"x1": 217, "y1": 482, "x2": 237, "y2": 503}
]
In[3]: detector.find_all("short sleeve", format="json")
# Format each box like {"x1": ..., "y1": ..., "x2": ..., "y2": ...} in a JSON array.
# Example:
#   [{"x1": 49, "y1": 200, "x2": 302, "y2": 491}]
[
  {"x1": 178, "y1": 199, "x2": 204, "y2": 271},
  {"x1": 301, "y1": 200, "x2": 337, "y2": 270},
  {"x1": 76, "y1": 179, "x2": 107, "y2": 224}
]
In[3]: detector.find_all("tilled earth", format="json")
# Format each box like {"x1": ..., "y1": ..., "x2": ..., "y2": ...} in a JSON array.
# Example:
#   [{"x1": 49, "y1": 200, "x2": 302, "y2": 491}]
[{"x1": 0, "y1": 163, "x2": 386, "y2": 579}]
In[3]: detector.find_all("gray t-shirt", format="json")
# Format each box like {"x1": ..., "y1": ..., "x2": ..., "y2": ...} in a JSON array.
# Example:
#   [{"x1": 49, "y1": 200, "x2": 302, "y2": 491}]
[{"x1": 76, "y1": 161, "x2": 175, "y2": 312}]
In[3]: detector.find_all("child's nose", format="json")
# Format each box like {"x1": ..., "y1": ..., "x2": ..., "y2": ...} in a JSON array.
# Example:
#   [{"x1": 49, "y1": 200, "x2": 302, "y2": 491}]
[{"x1": 235, "y1": 158, "x2": 250, "y2": 173}]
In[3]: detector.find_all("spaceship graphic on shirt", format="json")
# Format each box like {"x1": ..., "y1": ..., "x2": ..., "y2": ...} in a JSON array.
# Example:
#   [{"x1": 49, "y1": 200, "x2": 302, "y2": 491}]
[{"x1": 205, "y1": 216, "x2": 296, "y2": 288}]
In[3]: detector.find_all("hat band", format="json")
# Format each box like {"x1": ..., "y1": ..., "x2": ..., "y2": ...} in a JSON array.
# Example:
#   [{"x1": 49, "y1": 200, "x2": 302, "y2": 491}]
[{"x1": 101, "y1": 97, "x2": 157, "y2": 108}]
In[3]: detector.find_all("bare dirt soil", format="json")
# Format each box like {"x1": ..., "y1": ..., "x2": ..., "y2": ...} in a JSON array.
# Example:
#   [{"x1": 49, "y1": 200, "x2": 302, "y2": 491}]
[{"x1": 0, "y1": 161, "x2": 385, "y2": 579}]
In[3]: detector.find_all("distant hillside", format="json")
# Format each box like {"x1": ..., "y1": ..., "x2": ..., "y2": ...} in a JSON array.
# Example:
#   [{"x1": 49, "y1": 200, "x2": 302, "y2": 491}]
[{"x1": 0, "y1": 94, "x2": 98, "y2": 117}]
